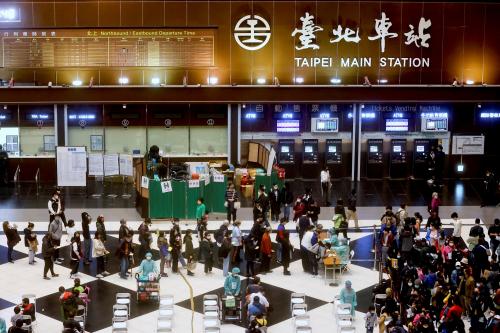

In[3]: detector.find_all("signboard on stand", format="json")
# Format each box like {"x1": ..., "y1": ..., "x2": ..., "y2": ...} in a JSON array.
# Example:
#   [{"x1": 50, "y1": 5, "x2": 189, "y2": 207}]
[{"x1": 56, "y1": 146, "x2": 87, "y2": 187}]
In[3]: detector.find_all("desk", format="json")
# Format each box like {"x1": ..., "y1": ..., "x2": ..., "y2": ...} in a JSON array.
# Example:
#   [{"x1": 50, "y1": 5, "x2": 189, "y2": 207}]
[{"x1": 323, "y1": 251, "x2": 342, "y2": 286}]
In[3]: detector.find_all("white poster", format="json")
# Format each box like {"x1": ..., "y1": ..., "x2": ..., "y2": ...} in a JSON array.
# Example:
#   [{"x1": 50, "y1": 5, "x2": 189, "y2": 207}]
[
  {"x1": 161, "y1": 181, "x2": 172, "y2": 193},
  {"x1": 104, "y1": 154, "x2": 119, "y2": 176},
  {"x1": 88, "y1": 153, "x2": 104, "y2": 176},
  {"x1": 119, "y1": 154, "x2": 133, "y2": 176},
  {"x1": 452, "y1": 135, "x2": 485, "y2": 155},
  {"x1": 188, "y1": 180, "x2": 200, "y2": 188},
  {"x1": 213, "y1": 174, "x2": 224, "y2": 183},
  {"x1": 267, "y1": 147, "x2": 276, "y2": 176},
  {"x1": 141, "y1": 176, "x2": 150, "y2": 189},
  {"x1": 57, "y1": 146, "x2": 87, "y2": 187}
]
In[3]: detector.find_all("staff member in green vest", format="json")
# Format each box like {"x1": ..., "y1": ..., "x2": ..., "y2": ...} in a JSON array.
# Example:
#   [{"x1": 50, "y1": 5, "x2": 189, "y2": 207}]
[{"x1": 196, "y1": 198, "x2": 207, "y2": 239}]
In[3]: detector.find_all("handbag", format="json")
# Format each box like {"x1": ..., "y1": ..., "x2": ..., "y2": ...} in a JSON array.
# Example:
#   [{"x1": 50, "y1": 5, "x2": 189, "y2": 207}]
[
  {"x1": 187, "y1": 260, "x2": 197, "y2": 271},
  {"x1": 234, "y1": 202, "x2": 241, "y2": 209},
  {"x1": 224, "y1": 201, "x2": 228, "y2": 208}
]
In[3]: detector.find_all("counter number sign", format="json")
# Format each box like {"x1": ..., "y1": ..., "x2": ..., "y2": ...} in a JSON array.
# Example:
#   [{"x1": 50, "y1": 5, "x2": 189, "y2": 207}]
[
  {"x1": 160, "y1": 180, "x2": 172, "y2": 193},
  {"x1": 188, "y1": 180, "x2": 200, "y2": 188}
]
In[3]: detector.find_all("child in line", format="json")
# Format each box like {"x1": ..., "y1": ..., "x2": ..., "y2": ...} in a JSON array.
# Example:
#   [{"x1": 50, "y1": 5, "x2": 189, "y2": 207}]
[{"x1": 365, "y1": 305, "x2": 378, "y2": 333}]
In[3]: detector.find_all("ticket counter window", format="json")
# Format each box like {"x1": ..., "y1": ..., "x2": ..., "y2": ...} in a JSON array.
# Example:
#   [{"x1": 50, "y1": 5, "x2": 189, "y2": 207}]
[
  {"x1": 67, "y1": 108, "x2": 104, "y2": 152},
  {"x1": 19, "y1": 107, "x2": 55, "y2": 156},
  {"x1": 104, "y1": 107, "x2": 147, "y2": 155},
  {"x1": 147, "y1": 127, "x2": 189, "y2": 155},
  {"x1": 189, "y1": 126, "x2": 227, "y2": 155}
]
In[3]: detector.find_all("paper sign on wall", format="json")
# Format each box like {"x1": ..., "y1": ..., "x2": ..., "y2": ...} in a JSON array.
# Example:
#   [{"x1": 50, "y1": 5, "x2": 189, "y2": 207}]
[
  {"x1": 104, "y1": 154, "x2": 119, "y2": 176},
  {"x1": 141, "y1": 176, "x2": 149, "y2": 189},
  {"x1": 57, "y1": 146, "x2": 87, "y2": 187},
  {"x1": 213, "y1": 174, "x2": 224, "y2": 183},
  {"x1": 119, "y1": 154, "x2": 133, "y2": 176},
  {"x1": 161, "y1": 181, "x2": 172, "y2": 193},
  {"x1": 88, "y1": 153, "x2": 104, "y2": 176},
  {"x1": 204, "y1": 175, "x2": 210, "y2": 185},
  {"x1": 188, "y1": 180, "x2": 200, "y2": 188}
]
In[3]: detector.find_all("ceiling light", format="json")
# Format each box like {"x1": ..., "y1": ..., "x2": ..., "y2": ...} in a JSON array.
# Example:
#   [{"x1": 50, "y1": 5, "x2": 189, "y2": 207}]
[
  {"x1": 72, "y1": 79, "x2": 82, "y2": 86},
  {"x1": 118, "y1": 77, "x2": 129, "y2": 85},
  {"x1": 377, "y1": 79, "x2": 388, "y2": 84}
]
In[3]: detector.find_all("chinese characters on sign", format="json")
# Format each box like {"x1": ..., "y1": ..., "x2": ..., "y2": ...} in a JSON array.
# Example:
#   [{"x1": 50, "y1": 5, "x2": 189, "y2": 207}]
[
  {"x1": 367, "y1": 12, "x2": 398, "y2": 53},
  {"x1": 291, "y1": 12, "x2": 323, "y2": 50},
  {"x1": 404, "y1": 17, "x2": 432, "y2": 48}
]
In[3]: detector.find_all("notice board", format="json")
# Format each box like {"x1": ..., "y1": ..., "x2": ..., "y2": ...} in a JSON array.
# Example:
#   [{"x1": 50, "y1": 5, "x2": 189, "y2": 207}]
[
  {"x1": 56, "y1": 146, "x2": 87, "y2": 187},
  {"x1": 452, "y1": 135, "x2": 485, "y2": 155}
]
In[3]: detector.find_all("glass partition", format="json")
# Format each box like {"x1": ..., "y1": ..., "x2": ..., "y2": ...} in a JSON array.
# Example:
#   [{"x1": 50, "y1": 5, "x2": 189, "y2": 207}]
[
  {"x1": 189, "y1": 126, "x2": 227, "y2": 155},
  {"x1": 104, "y1": 105, "x2": 147, "y2": 155},
  {"x1": 67, "y1": 105, "x2": 104, "y2": 152},
  {"x1": 0, "y1": 106, "x2": 19, "y2": 156},
  {"x1": 148, "y1": 127, "x2": 189, "y2": 155},
  {"x1": 19, "y1": 105, "x2": 55, "y2": 156}
]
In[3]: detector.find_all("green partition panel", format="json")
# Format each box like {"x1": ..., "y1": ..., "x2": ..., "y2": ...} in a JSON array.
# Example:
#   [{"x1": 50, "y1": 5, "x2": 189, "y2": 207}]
[
  {"x1": 210, "y1": 176, "x2": 228, "y2": 213},
  {"x1": 186, "y1": 180, "x2": 205, "y2": 219},
  {"x1": 172, "y1": 180, "x2": 187, "y2": 218},
  {"x1": 149, "y1": 180, "x2": 174, "y2": 219}
]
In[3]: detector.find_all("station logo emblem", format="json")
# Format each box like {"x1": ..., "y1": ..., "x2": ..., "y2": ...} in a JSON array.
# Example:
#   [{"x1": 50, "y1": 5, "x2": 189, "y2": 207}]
[
  {"x1": 121, "y1": 119, "x2": 129, "y2": 128},
  {"x1": 164, "y1": 119, "x2": 172, "y2": 128},
  {"x1": 207, "y1": 119, "x2": 215, "y2": 126},
  {"x1": 234, "y1": 15, "x2": 271, "y2": 51}
]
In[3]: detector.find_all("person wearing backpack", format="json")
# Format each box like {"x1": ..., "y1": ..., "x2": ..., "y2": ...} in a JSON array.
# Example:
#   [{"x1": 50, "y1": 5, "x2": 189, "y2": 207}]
[
  {"x1": 48, "y1": 216, "x2": 63, "y2": 264},
  {"x1": 219, "y1": 230, "x2": 232, "y2": 277},
  {"x1": 157, "y1": 231, "x2": 170, "y2": 278},
  {"x1": 215, "y1": 220, "x2": 229, "y2": 263}
]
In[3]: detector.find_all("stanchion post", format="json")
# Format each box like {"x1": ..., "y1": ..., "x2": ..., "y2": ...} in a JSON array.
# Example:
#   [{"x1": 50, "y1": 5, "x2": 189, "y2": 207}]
[{"x1": 372, "y1": 224, "x2": 378, "y2": 271}]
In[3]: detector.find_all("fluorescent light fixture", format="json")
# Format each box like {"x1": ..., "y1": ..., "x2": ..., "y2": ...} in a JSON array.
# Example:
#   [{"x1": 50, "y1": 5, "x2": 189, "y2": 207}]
[
  {"x1": 377, "y1": 79, "x2": 388, "y2": 84},
  {"x1": 122, "y1": 104, "x2": 127, "y2": 109},
  {"x1": 3, "y1": 105, "x2": 7, "y2": 110},
  {"x1": 456, "y1": 164, "x2": 465, "y2": 172},
  {"x1": 465, "y1": 80, "x2": 474, "y2": 85},
  {"x1": 118, "y1": 77, "x2": 129, "y2": 85},
  {"x1": 208, "y1": 76, "x2": 218, "y2": 85},
  {"x1": 294, "y1": 77, "x2": 304, "y2": 84},
  {"x1": 330, "y1": 78, "x2": 342, "y2": 84},
  {"x1": 151, "y1": 77, "x2": 160, "y2": 85},
  {"x1": 0, "y1": 8, "x2": 21, "y2": 22},
  {"x1": 72, "y1": 80, "x2": 82, "y2": 86},
  {"x1": 256, "y1": 77, "x2": 266, "y2": 84},
  {"x1": 0, "y1": 115, "x2": 6, "y2": 120}
]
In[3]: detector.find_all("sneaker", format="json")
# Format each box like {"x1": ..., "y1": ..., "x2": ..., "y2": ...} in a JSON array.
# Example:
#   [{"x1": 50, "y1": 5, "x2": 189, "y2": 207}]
[
  {"x1": 52, "y1": 273, "x2": 59, "y2": 277},
  {"x1": 43, "y1": 276, "x2": 50, "y2": 280},
  {"x1": 119, "y1": 275, "x2": 128, "y2": 280},
  {"x1": 187, "y1": 271, "x2": 194, "y2": 276},
  {"x1": 58, "y1": 258, "x2": 65, "y2": 262},
  {"x1": 96, "y1": 274, "x2": 104, "y2": 279},
  {"x1": 103, "y1": 271, "x2": 110, "y2": 276},
  {"x1": 161, "y1": 273, "x2": 168, "y2": 277}
]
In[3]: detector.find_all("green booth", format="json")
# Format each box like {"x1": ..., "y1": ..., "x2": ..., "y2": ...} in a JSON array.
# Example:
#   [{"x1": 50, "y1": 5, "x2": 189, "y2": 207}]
[{"x1": 148, "y1": 175, "x2": 227, "y2": 219}]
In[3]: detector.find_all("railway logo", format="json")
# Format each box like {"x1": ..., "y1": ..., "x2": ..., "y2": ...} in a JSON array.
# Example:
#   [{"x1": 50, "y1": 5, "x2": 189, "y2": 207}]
[{"x1": 234, "y1": 15, "x2": 271, "y2": 51}]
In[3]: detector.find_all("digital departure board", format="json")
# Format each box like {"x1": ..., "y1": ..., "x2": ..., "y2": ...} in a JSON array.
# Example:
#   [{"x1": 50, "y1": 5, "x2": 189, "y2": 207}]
[{"x1": 0, "y1": 29, "x2": 215, "y2": 68}]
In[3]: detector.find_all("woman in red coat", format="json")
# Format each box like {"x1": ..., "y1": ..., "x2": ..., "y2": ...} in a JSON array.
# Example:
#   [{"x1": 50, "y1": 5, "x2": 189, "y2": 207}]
[{"x1": 260, "y1": 228, "x2": 273, "y2": 274}]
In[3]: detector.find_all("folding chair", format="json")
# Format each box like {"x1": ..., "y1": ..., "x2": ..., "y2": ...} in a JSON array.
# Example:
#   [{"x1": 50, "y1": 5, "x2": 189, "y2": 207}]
[
  {"x1": 112, "y1": 316, "x2": 128, "y2": 330},
  {"x1": 116, "y1": 293, "x2": 131, "y2": 316},
  {"x1": 203, "y1": 328, "x2": 221, "y2": 333},
  {"x1": 77, "y1": 304, "x2": 87, "y2": 320},
  {"x1": 293, "y1": 314, "x2": 311, "y2": 329},
  {"x1": 112, "y1": 328, "x2": 128, "y2": 333},
  {"x1": 374, "y1": 294, "x2": 387, "y2": 315},
  {"x1": 113, "y1": 304, "x2": 129, "y2": 319},
  {"x1": 340, "y1": 327, "x2": 356, "y2": 333},
  {"x1": 159, "y1": 294, "x2": 174, "y2": 306},
  {"x1": 202, "y1": 315, "x2": 220, "y2": 332},
  {"x1": 336, "y1": 314, "x2": 353, "y2": 333},
  {"x1": 290, "y1": 293, "x2": 306, "y2": 313},
  {"x1": 157, "y1": 316, "x2": 173, "y2": 330},
  {"x1": 292, "y1": 303, "x2": 308, "y2": 316},
  {"x1": 156, "y1": 328, "x2": 172, "y2": 333},
  {"x1": 20, "y1": 315, "x2": 32, "y2": 333},
  {"x1": 74, "y1": 315, "x2": 85, "y2": 331},
  {"x1": 336, "y1": 303, "x2": 352, "y2": 317},
  {"x1": 203, "y1": 305, "x2": 220, "y2": 319},
  {"x1": 296, "y1": 326, "x2": 312, "y2": 333},
  {"x1": 159, "y1": 304, "x2": 174, "y2": 319},
  {"x1": 203, "y1": 294, "x2": 219, "y2": 307}
]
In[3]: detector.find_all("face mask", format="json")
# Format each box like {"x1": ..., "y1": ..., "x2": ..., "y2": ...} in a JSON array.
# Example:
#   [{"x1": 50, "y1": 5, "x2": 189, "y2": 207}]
[
  {"x1": 146, "y1": 257, "x2": 152, "y2": 261},
  {"x1": 408, "y1": 283, "x2": 413, "y2": 287}
]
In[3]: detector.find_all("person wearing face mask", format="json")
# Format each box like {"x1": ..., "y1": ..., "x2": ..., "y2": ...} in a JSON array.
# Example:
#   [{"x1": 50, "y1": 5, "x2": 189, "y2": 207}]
[
  {"x1": 339, "y1": 280, "x2": 357, "y2": 316},
  {"x1": 268, "y1": 183, "x2": 281, "y2": 224},
  {"x1": 441, "y1": 239, "x2": 456, "y2": 278},
  {"x1": 136, "y1": 252, "x2": 158, "y2": 279},
  {"x1": 469, "y1": 287, "x2": 488, "y2": 331},
  {"x1": 457, "y1": 267, "x2": 474, "y2": 317},
  {"x1": 224, "y1": 267, "x2": 241, "y2": 296},
  {"x1": 200, "y1": 232, "x2": 215, "y2": 275}
]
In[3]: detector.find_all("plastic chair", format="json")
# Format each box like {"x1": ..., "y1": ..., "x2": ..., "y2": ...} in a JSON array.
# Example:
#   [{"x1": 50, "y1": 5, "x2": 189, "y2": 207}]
[
  {"x1": 156, "y1": 328, "x2": 172, "y2": 333},
  {"x1": 336, "y1": 303, "x2": 352, "y2": 317},
  {"x1": 160, "y1": 294, "x2": 174, "y2": 307},
  {"x1": 203, "y1": 294, "x2": 219, "y2": 307},
  {"x1": 203, "y1": 327, "x2": 221, "y2": 333},
  {"x1": 296, "y1": 326, "x2": 312, "y2": 333},
  {"x1": 157, "y1": 316, "x2": 173, "y2": 330},
  {"x1": 292, "y1": 303, "x2": 308, "y2": 316},
  {"x1": 290, "y1": 293, "x2": 306, "y2": 313},
  {"x1": 116, "y1": 293, "x2": 131, "y2": 316},
  {"x1": 74, "y1": 315, "x2": 85, "y2": 331},
  {"x1": 20, "y1": 315, "x2": 32, "y2": 333},
  {"x1": 294, "y1": 314, "x2": 311, "y2": 328},
  {"x1": 374, "y1": 294, "x2": 387, "y2": 315},
  {"x1": 159, "y1": 304, "x2": 174, "y2": 319},
  {"x1": 113, "y1": 304, "x2": 129, "y2": 319},
  {"x1": 340, "y1": 327, "x2": 356, "y2": 333},
  {"x1": 336, "y1": 314, "x2": 353, "y2": 333},
  {"x1": 204, "y1": 305, "x2": 220, "y2": 318},
  {"x1": 112, "y1": 316, "x2": 128, "y2": 330},
  {"x1": 341, "y1": 250, "x2": 355, "y2": 274},
  {"x1": 202, "y1": 315, "x2": 220, "y2": 332}
]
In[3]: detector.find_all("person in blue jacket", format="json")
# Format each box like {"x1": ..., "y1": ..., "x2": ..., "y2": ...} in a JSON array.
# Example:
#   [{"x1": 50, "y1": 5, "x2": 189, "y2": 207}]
[
  {"x1": 224, "y1": 267, "x2": 241, "y2": 296},
  {"x1": 0, "y1": 316, "x2": 6, "y2": 333},
  {"x1": 136, "y1": 252, "x2": 158, "y2": 279}
]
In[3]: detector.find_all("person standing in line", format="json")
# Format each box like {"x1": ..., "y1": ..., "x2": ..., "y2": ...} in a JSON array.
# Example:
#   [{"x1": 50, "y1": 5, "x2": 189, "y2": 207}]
[
  {"x1": 118, "y1": 218, "x2": 130, "y2": 241},
  {"x1": 48, "y1": 191, "x2": 62, "y2": 224},
  {"x1": 268, "y1": 183, "x2": 282, "y2": 224},
  {"x1": 169, "y1": 219, "x2": 187, "y2": 270},
  {"x1": 69, "y1": 232, "x2": 82, "y2": 279},
  {"x1": 281, "y1": 231, "x2": 292, "y2": 275},
  {"x1": 41, "y1": 233, "x2": 58, "y2": 280},
  {"x1": 48, "y1": 216, "x2": 64, "y2": 264},
  {"x1": 488, "y1": 218, "x2": 500, "y2": 256},
  {"x1": 450, "y1": 212, "x2": 463, "y2": 242},
  {"x1": 200, "y1": 232, "x2": 215, "y2": 275},
  {"x1": 117, "y1": 231, "x2": 134, "y2": 279},
  {"x1": 81, "y1": 212, "x2": 92, "y2": 265},
  {"x1": 430, "y1": 192, "x2": 441, "y2": 215},
  {"x1": 93, "y1": 231, "x2": 109, "y2": 278},
  {"x1": 231, "y1": 220, "x2": 243, "y2": 265},
  {"x1": 346, "y1": 189, "x2": 360, "y2": 230},
  {"x1": 225, "y1": 184, "x2": 239, "y2": 223},
  {"x1": 220, "y1": 230, "x2": 232, "y2": 277},
  {"x1": 3, "y1": 221, "x2": 20, "y2": 263},
  {"x1": 157, "y1": 231, "x2": 170, "y2": 278},
  {"x1": 215, "y1": 220, "x2": 230, "y2": 263},
  {"x1": 280, "y1": 183, "x2": 294, "y2": 222},
  {"x1": 196, "y1": 198, "x2": 207, "y2": 239},
  {"x1": 95, "y1": 215, "x2": 107, "y2": 243},
  {"x1": 260, "y1": 227, "x2": 273, "y2": 274},
  {"x1": 183, "y1": 229, "x2": 195, "y2": 276},
  {"x1": 54, "y1": 187, "x2": 68, "y2": 227},
  {"x1": 244, "y1": 234, "x2": 258, "y2": 277},
  {"x1": 364, "y1": 305, "x2": 378, "y2": 333},
  {"x1": 23, "y1": 222, "x2": 37, "y2": 265},
  {"x1": 320, "y1": 166, "x2": 332, "y2": 206},
  {"x1": 276, "y1": 218, "x2": 287, "y2": 263},
  {"x1": 138, "y1": 218, "x2": 152, "y2": 259}
]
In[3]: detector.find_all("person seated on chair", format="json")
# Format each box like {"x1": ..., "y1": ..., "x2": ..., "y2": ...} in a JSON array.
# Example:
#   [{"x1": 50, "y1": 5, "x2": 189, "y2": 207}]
[
  {"x1": 224, "y1": 267, "x2": 241, "y2": 296},
  {"x1": 20, "y1": 298, "x2": 35, "y2": 321},
  {"x1": 7, "y1": 319, "x2": 24, "y2": 333},
  {"x1": 136, "y1": 252, "x2": 159, "y2": 279},
  {"x1": 248, "y1": 296, "x2": 266, "y2": 320},
  {"x1": 331, "y1": 238, "x2": 350, "y2": 265},
  {"x1": 246, "y1": 313, "x2": 268, "y2": 333},
  {"x1": 62, "y1": 310, "x2": 83, "y2": 333},
  {"x1": 249, "y1": 288, "x2": 269, "y2": 311}
]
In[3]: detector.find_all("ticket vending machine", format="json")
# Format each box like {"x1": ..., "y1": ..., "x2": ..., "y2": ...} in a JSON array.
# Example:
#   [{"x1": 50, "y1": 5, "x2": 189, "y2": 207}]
[
  {"x1": 390, "y1": 139, "x2": 407, "y2": 178},
  {"x1": 413, "y1": 139, "x2": 435, "y2": 179},
  {"x1": 367, "y1": 139, "x2": 384, "y2": 178},
  {"x1": 325, "y1": 139, "x2": 342, "y2": 165},
  {"x1": 278, "y1": 139, "x2": 296, "y2": 178},
  {"x1": 302, "y1": 139, "x2": 319, "y2": 179}
]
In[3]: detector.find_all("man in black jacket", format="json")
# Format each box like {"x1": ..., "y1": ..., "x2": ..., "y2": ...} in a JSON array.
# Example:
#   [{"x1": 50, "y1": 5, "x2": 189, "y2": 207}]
[
  {"x1": 81, "y1": 212, "x2": 92, "y2": 265},
  {"x1": 41, "y1": 233, "x2": 59, "y2": 280}
]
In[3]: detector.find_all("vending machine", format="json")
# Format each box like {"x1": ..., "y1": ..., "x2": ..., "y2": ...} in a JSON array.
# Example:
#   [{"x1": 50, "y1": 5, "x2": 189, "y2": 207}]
[
  {"x1": 302, "y1": 139, "x2": 319, "y2": 179},
  {"x1": 278, "y1": 139, "x2": 296, "y2": 177},
  {"x1": 325, "y1": 139, "x2": 342, "y2": 165},
  {"x1": 390, "y1": 139, "x2": 407, "y2": 178},
  {"x1": 413, "y1": 139, "x2": 435, "y2": 179},
  {"x1": 367, "y1": 139, "x2": 384, "y2": 178}
]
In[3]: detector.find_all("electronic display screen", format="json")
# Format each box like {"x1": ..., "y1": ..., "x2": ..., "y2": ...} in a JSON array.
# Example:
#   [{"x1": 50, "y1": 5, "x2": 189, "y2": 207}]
[
  {"x1": 386, "y1": 118, "x2": 409, "y2": 131},
  {"x1": 281, "y1": 146, "x2": 290, "y2": 153},
  {"x1": 304, "y1": 146, "x2": 313, "y2": 153},
  {"x1": 425, "y1": 118, "x2": 447, "y2": 131},
  {"x1": 277, "y1": 120, "x2": 300, "y2": 133},
  {"x1": 369, "y1": 146, "x2": 378, "y2": 153},
  {"x1": 314, "y1": 119, "x2": 338, "y2": 132},
  {"x1": 328, "y1": 146, "x2": 337, "y2": 153},
  {"x1": 416, "y1": 145, "x2": 425, "y2": 152},
  {"x1": 393, "y1": 146, "x2": 402, "y2": 153}
]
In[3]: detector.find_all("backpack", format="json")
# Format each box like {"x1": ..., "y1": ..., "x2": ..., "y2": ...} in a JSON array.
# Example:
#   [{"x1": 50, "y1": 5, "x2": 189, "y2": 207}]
[{"x1": 332, "y1": 214, "x2": 345, "y2": 229}]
